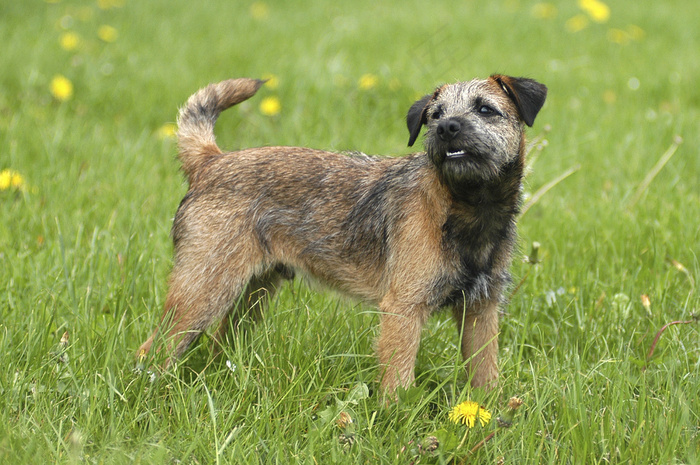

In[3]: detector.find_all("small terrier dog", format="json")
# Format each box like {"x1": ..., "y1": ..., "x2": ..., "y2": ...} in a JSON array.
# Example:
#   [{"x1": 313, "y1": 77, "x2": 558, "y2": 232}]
[{"x1": 138, "y1": 75, "x2": 547, "y2": 394}]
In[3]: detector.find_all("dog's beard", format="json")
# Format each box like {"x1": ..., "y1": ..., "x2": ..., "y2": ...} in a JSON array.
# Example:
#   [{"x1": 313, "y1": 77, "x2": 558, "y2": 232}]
[{"x1": 425, "y1": 136, "x2": 504, "y2": 186}]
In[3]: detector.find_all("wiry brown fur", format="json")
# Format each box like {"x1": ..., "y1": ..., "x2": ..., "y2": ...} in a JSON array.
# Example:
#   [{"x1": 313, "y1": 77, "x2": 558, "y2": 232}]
[{"x1": 138, "y1": 75, "x2": 547, "y2": 395}]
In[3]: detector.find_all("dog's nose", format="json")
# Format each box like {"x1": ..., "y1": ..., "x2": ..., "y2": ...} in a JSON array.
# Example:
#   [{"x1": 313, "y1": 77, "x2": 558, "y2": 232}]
[{"x1": 436, "y1": 118, "x2": 461, "y2": 141}]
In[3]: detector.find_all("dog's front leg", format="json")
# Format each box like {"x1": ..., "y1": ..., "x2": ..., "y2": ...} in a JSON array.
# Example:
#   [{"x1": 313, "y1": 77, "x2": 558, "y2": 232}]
[
  {"x1": 452, "y1": 299, "x2": 499, "y2": 390},
  {"x1": 376, "y1": 297, "x2": 430, "y2": 394}
]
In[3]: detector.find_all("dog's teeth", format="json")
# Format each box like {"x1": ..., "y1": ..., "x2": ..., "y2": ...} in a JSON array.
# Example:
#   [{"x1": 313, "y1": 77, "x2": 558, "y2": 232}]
[{"x1": 446, "y1": 150, "x2": 466, "y2": 158}]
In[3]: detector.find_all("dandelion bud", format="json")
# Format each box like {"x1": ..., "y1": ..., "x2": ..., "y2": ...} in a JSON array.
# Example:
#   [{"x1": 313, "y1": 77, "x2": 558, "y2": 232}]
[
  {"x1": 507, "y1": 396, "x2": 523, "y2": 410},
  {"x1": 525, "y1": 241, "x2": 541, "y2": 264},
  {"x1": 497, "y1": 396, "x2": 524, "y2": 428},
  {"x1": 641, "y1": 294, "x2": 652, "y2": 316},
  {"x1": 336, "y1": 411, "x2": 353, "y2": 430}
]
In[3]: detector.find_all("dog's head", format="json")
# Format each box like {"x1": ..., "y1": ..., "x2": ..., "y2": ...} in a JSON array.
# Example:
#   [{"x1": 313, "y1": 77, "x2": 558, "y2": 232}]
[{"x1": 407, "y1": 75, "x2": 547, "y2": 183}]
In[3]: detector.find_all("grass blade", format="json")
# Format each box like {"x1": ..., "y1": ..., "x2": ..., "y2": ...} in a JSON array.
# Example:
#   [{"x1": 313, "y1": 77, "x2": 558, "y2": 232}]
[
  {"x1": 521, "y1": 164, "x2": 581, "y2": 217},
  {"x1": 627, "y1": 135, "x2": 683, "y2": 210}
]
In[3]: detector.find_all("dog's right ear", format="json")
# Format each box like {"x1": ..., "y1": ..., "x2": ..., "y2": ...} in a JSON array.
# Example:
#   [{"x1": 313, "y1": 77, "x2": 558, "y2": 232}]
[
  {"x1": 492, "y1": 75, "x2": 548, "y2": 127},
  {"x1": 406, "y1": 92, "x2": 436, "y2": 147}
]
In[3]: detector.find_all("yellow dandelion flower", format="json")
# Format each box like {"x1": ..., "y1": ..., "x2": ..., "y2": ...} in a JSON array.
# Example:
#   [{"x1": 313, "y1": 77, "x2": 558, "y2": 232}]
[
  {"x1": 50, "y1": 75, "x2": 74, "y2": 101},
  {"x1": 358, "y1": 73, "x2": 378, "y2": 91},
  {"x1": 156, "y1": 123, "x2": 177, "y2": 140},
  {"x1": 97, "y1": 0, "x2": 125, "y2": 10},
  {"x1": 578, "y1": 0, "x2": 610, "y2": 23},
  {"x1": 97, "y1": 24, "x2": 118, "y2": 43},
  {"x1": 0, "y1": 169, "x2": 25, "y2": 191},
  {"x1": 77, "y1": 6, "x2": 95, "y2": 22},
  {"x1": 626, "y1": 24, "x2": 645, "y2": 41},
  {"x1": 12, "y1": 172, "x2": 24, "y2": 189},
  {"x1": 602, "y1": 89, "x2": 616, "y2": 104},
  {"x1": 0, "y1": 171, "x2": 12, "y2": 190},
  {"x1": 259, "y1": 96, "x2": 281, "y2": 116},
  {"x1": 449, "y1": 400, "x2": 492, "y2": 428},
  {"x1": 531, "y1": 3, "x2": 558, "y2": 20},
  {"x1": 59, "y1": 31, "x2": 80, "y2": 51},
  {"x1": 250, "y1": 2, "x2": 270, "y2": 20},
  {"x1": 262, "y1": 73, "x2": 280, "y2": 90},
  {"x1": 607, "y1": 28, "x2": 629, "y2": 44},
  {"x1": 565, "y1": 14, "x2": 589, "y2": 33}
]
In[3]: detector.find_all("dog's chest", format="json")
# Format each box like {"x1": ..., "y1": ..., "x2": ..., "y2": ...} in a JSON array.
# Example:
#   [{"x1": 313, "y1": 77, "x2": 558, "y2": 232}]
[{"x1": 436, "y1": 202, "x2": 516, "y2": 305}]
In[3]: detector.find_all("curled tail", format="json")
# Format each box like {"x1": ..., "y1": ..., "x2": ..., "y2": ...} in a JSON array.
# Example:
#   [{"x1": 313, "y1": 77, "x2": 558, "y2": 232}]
[{"x1": 177, "y1": 78, "x2": 265, "y2": 182}]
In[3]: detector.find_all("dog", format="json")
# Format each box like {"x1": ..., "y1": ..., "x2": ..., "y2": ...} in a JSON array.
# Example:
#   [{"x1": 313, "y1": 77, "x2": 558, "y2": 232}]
[{"x1": 138, "y1": 75, "x2": 547, "y2": 395}]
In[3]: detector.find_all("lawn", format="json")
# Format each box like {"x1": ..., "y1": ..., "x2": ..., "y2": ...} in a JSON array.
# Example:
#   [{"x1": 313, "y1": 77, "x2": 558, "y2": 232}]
[{"x1": 1, "y1": 0, "x2": 698, "y2": 463}]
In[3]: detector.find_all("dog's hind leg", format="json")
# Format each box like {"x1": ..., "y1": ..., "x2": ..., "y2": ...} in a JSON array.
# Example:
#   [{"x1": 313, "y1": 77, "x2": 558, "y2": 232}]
[
  {"x1": 211, "y1": 264, "x2": 295, "y2": 350},
  {"x1": 137, "y1": 245, "x2": 263, "y2": 365}
]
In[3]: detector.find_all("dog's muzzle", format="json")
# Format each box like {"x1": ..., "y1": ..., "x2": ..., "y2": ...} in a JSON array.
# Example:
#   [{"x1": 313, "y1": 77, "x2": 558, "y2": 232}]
[{"x1": 437, "y1": 118, "x2": 468, "y2": 159}]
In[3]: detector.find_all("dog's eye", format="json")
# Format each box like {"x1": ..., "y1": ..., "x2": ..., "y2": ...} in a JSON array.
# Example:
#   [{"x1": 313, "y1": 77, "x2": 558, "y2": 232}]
[
  {"x1": 431, "y1": 109, "x2": 443, "y2": 120},
  {"x1": 478, "y1": 105, "x2": 496, "y2": 115}
]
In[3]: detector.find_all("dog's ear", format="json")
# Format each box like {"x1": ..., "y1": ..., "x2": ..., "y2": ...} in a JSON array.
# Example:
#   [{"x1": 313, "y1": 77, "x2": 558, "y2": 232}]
[
  {"x1": 492, "y1": 75, "x2": 547, "y2": 127},
  {"x1": 406, "y1": 91, "x2": 437, "y2": 147}
]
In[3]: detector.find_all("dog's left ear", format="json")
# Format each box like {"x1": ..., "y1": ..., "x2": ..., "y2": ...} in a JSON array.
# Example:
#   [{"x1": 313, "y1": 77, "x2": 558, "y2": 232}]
[
  {"x1": 406, "y1": 89, "x2": 441, "y2": 147},
  {"x1": 492, "y1": 75, "x2": 548, "y2": 127}
]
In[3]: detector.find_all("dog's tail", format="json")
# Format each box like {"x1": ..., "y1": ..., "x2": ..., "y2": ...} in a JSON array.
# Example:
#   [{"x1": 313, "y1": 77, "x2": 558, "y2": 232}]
[{"x1": 176, "y1": 78, "x2": 265, "y2": 182}]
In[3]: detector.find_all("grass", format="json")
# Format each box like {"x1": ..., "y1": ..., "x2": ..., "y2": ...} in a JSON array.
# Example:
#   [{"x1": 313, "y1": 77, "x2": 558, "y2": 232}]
[{"x1": 1, "y1": 0, "x2": 699, "y2": 463}]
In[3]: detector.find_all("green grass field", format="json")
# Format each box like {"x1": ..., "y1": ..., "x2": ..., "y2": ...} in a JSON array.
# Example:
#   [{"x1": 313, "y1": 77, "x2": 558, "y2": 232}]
[{"x1": 1, "y1": 0, "x2": 699, "y2": 463}]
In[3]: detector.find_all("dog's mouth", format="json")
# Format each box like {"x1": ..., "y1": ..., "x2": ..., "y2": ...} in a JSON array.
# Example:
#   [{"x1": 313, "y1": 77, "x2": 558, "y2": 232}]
[{"x1": 445, "y1": 149, "x2": 467, "y2": 159}]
